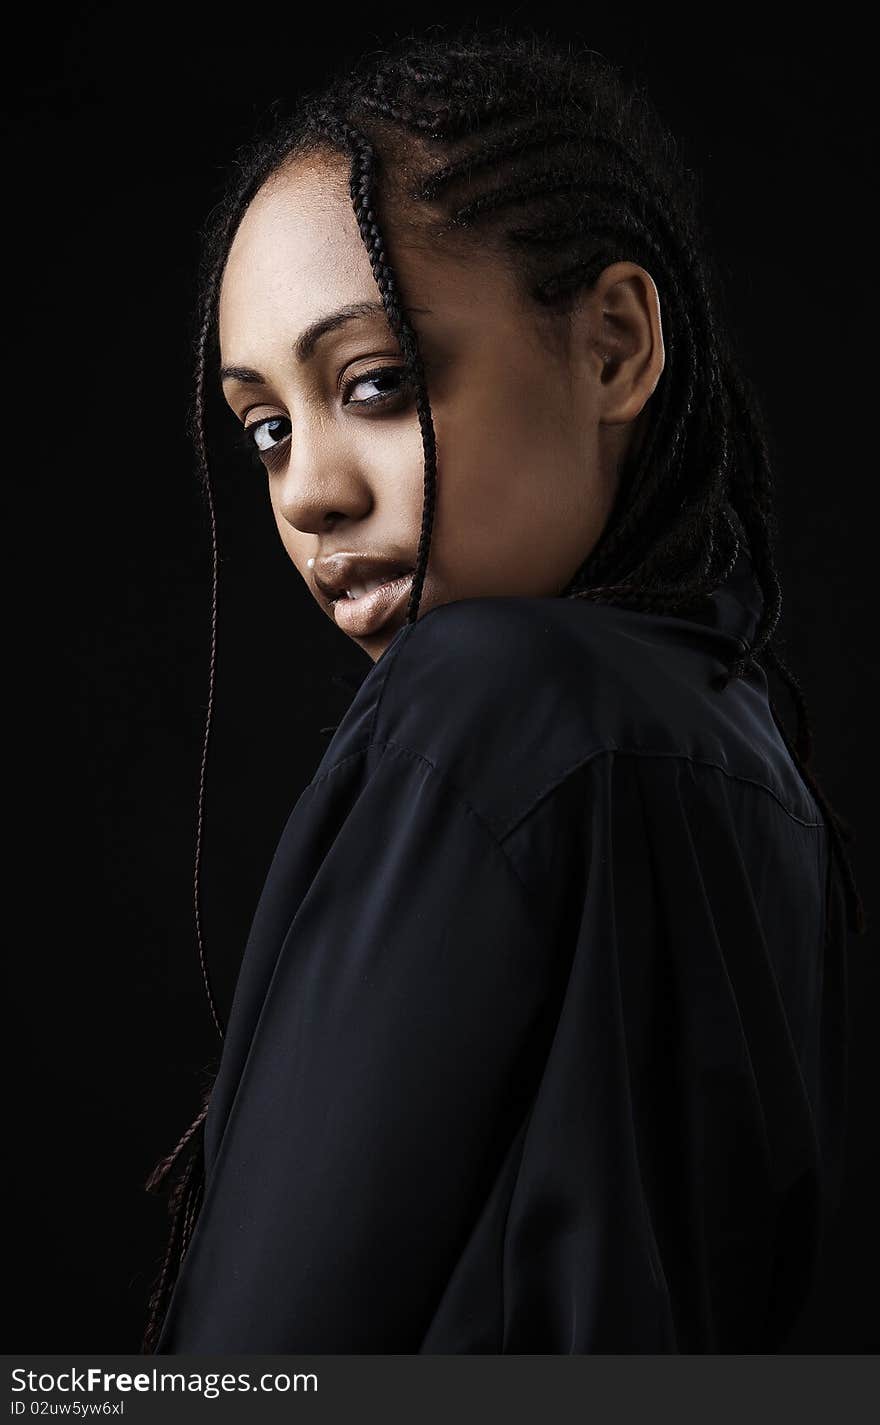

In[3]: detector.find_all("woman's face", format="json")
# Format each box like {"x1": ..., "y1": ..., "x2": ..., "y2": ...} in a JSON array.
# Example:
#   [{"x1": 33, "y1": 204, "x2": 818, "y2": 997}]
[{"x1": 218, "y1": 150, "x2": 663, "y2": 661}]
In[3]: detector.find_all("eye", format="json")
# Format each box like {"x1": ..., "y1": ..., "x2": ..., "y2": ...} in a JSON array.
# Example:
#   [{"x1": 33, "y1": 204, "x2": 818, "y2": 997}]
[
  {"x1": 342, "y1": 365, "x2": 410, "y2": 405},
  {"x1": 234, "y1": 366, "x2": 412, "y2": 471},
  {"x1": 243, "y1": 415, "x2": 291, "y2": 453}
]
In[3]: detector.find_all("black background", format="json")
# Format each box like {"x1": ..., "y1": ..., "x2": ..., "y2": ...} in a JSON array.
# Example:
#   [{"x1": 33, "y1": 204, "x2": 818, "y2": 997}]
[{"x1": 9, "y1": 3, "x2": 877, "y2": 1351}]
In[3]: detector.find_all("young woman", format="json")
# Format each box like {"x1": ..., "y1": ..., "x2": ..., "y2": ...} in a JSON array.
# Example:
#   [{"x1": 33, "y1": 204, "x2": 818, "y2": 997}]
[{"x1": 142, "y1": 30, "x2": 865, "y2": 1354}]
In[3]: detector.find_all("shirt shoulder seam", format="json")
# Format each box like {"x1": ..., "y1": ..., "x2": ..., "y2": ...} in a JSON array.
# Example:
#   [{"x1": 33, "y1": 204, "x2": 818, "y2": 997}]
[
  {"x1": 309, "y1": 733, "x2": 537, "y2": 910},
  {"x1": 307, "y1": 737, "x2": 823, "y2": 876},
  {"x1": 497, "y1": 744, "x2": 825, "y2": 843}
]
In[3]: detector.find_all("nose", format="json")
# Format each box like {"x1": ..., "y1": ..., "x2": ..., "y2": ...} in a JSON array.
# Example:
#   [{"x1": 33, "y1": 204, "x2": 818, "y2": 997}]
[{"x1": 272, "y1": 418, "x2": 372, "y2": 536}]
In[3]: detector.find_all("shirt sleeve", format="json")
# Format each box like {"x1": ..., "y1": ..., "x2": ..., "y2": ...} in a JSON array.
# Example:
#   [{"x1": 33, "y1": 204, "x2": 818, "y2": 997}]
[{"x1": 154, "y1": 738, "x2": 569, "y2": 1353}]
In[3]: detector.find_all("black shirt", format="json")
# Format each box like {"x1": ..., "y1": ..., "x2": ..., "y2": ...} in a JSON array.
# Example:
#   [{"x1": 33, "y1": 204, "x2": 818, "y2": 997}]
[{"x1": 154, "y1": 548, "x2": 847, "y2": 1353}]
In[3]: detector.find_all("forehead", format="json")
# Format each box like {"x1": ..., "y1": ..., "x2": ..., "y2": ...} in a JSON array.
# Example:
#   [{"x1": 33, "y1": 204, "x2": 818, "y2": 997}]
[
  {"x1": 217, "y1": 150, "x2": 552, "y2": 364},
  {"x1": 219, "y1": 155, "x2": 373, "y2": 340}
]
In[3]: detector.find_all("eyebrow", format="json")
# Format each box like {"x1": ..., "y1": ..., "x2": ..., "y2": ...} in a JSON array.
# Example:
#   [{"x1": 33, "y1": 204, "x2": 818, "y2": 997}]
[{"x1": 219, "y1": 301, "x2": 431, "y2": 387}]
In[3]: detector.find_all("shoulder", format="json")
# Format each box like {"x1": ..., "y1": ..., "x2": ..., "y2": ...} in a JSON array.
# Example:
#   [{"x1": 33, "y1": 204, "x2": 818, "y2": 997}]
[
  {"x1": 369, "y1": 595, "x2": 613, "y2": 839},
  {"x1": 381, "y1": 594, "x2": 594, "y2": 698}
]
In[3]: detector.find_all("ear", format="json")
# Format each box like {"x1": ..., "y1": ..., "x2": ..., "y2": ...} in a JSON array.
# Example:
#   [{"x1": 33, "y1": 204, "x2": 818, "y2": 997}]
[{"x1": 587, "y1": 261, "x2": 665, "y2": 426}]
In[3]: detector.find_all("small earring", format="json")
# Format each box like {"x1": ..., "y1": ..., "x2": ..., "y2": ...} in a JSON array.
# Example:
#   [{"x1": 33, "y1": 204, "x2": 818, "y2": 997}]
[{"x1": 307, "y1": 557, "x2": 315, "y2": 568}]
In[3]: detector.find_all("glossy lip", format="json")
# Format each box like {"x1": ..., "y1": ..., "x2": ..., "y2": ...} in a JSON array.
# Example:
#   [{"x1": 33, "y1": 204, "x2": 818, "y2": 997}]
[
  {"x1": 313, "y1": 552, "x2": 415, "y2": 603},
  {"x1": 332, "y1": 570, "x2": 415, "y2": 638}
]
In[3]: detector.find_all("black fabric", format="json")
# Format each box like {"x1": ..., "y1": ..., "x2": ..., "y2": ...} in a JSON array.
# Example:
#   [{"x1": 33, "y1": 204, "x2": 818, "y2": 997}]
[{"x1": 154, "y1": 548, "x2": 848, "y2": 1353}]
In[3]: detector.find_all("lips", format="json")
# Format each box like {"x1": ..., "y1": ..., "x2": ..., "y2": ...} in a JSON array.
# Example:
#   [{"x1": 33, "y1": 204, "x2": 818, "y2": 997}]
[
  {"x1": 337, "y1": 573, "x2": 406, "y2": 602},
  {"x1": 312, "y1": 552, "x2": 414, "y2": 604},
  {"x1": 331, "y1": 569, "x2": 415, "y2": 637}
]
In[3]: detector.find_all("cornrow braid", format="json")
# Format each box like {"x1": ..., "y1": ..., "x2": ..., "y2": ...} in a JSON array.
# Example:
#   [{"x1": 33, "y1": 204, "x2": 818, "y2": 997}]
[{"x1": 142, "y1": 26, "x2": 866, "y2": 1353}]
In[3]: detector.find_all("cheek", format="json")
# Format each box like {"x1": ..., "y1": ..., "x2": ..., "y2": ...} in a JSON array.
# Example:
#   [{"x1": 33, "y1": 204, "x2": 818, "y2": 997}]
[
  {"x1": 429, "y1": 366, "x2": 601, "y2": 595},
  {"x1": 360, "y1": 418, "x2": 426, "y2": 519}
]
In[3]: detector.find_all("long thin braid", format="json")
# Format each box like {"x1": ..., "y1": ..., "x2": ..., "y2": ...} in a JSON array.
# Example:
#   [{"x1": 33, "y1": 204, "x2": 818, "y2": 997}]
[
  {"x1": 191, "y1": 298, "x2": 227, "y2": 1048},
  {"x1": 141, "y1": 1078, "x2": 212, "y2": 1352},
  {"x1": 757, "y1": 644, "x2": 865, "y2": 934},
  {"x1": 308, "y1": 112, "x2": 440, "y2": 625}
]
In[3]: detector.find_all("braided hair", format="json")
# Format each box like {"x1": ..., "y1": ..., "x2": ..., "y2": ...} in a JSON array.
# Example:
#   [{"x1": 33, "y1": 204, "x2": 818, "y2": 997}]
[{"x1": 141, "y1": 27, "x2": 867, "y2": 1353}]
